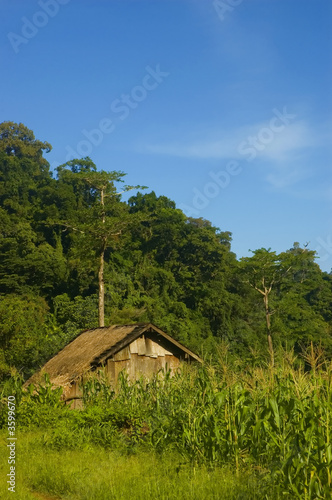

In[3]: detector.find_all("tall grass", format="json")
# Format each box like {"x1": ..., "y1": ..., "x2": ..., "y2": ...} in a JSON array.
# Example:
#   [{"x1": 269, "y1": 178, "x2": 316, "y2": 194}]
[{"x1": 0, "y1": 434, "x2": 262, "y2": 500}]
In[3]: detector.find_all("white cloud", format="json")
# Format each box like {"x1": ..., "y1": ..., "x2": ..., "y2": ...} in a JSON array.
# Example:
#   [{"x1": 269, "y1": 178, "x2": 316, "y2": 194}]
[
  {"x1": 144, "y1": 134, "x2": 240, "y2": 159},
  {"x1": 258, "y1": 121, "x2": 316, "y2": 163},
  {"x1": 138, "y1": 115, "x2": 331, "y2": 196},
  {"x1": 142, "y1": 119, "x2": 317, "y2": 164},
  {"x1": 265, "y1": 168, "x2": 310, "y2": 189}
]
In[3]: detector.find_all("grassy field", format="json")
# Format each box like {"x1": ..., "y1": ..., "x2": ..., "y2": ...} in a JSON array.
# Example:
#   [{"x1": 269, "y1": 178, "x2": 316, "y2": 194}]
[
  {"x1": 0, "y1": 432, "x2": 268, "y2": 500},
  {"x1": 0, "y1": 350, "x2": 331, "y2": 499}
]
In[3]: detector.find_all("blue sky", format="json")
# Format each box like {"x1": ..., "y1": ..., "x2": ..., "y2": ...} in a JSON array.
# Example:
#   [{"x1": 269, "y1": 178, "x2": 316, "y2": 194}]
[{"x1": 2, "y1": 0, "x2": 332, "y2": 271}]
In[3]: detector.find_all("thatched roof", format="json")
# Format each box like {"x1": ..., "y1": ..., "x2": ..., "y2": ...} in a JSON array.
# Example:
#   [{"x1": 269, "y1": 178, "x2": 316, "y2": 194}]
[{"x1": 26, "y1": 323, "x2": 202, "y2": 388}]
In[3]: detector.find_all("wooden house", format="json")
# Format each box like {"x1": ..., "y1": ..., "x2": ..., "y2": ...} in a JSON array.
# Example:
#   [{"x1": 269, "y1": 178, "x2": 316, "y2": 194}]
[{"x1": 27, "y1": 323, "x2": 202, "y2": 407}]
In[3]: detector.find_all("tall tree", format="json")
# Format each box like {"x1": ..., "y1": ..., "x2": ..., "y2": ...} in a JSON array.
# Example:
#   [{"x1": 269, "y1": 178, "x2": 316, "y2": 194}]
[
  {"x1": 239, "y1": 249, "x2": 285, "y2": 366},
  {"x1": 55, "y1": 158, "x2": 145, "y2": 326},
  {"x1": 276, "y1": 243, "x2": 331, "y2": 352}
]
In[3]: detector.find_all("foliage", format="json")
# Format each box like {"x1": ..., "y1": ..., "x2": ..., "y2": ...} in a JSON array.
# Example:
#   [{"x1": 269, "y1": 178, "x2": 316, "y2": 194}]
[
  {"x1": 0, "y1": 295, "x2": 67, "y2": 379},
  {"x1": 0, "y1": 120, "x2": 332, "y2": 375},
  {"x1": 53, "y1": 293, "x2": 99, "y2": 338}
]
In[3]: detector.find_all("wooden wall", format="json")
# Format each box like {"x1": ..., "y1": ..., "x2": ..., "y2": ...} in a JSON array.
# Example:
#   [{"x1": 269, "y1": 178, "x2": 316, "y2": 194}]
[
  {"x1": 106, "y1": 334, "x2": 181, "y2": 383},
  {"x1": 66, "y1": 382, "x2": 83, "y2": 409},
  {"x1": 65, "y1": 334, "x2": 183, "y2": 406}
]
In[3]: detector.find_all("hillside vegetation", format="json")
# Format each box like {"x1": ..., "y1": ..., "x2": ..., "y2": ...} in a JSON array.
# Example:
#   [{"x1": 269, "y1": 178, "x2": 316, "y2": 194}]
[{"x1": 1, "y1": 121, "x2": 332, "y2": 379}]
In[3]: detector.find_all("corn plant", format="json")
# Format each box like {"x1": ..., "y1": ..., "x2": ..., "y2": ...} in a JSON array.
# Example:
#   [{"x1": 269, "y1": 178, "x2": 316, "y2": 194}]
[{"x1": 13, "y1": 354, "x2": 332, "y2": 499}]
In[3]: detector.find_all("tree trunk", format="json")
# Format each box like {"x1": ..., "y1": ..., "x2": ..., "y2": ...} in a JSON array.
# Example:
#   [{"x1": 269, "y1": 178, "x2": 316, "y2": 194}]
[
  {"x1": 98, "y1": 188, "x2": 106, "y2": 327},
  {"x1": 264, "y1": 291, "x2": 274, "y2": 367},
  {"x1": 98, "y1": 242, "x2": 105, "y2": 327}
]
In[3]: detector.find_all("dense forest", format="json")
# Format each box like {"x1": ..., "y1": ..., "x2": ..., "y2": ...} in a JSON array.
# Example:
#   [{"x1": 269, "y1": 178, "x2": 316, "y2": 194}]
[{"x1": 1, "y1": 121, "x2": 332, "y2": 379}]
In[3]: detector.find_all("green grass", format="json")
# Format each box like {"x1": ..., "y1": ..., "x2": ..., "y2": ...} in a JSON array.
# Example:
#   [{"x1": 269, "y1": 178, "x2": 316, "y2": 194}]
[{"x1": 0, "y1": 431, "x2": 266, "y2": 500}]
